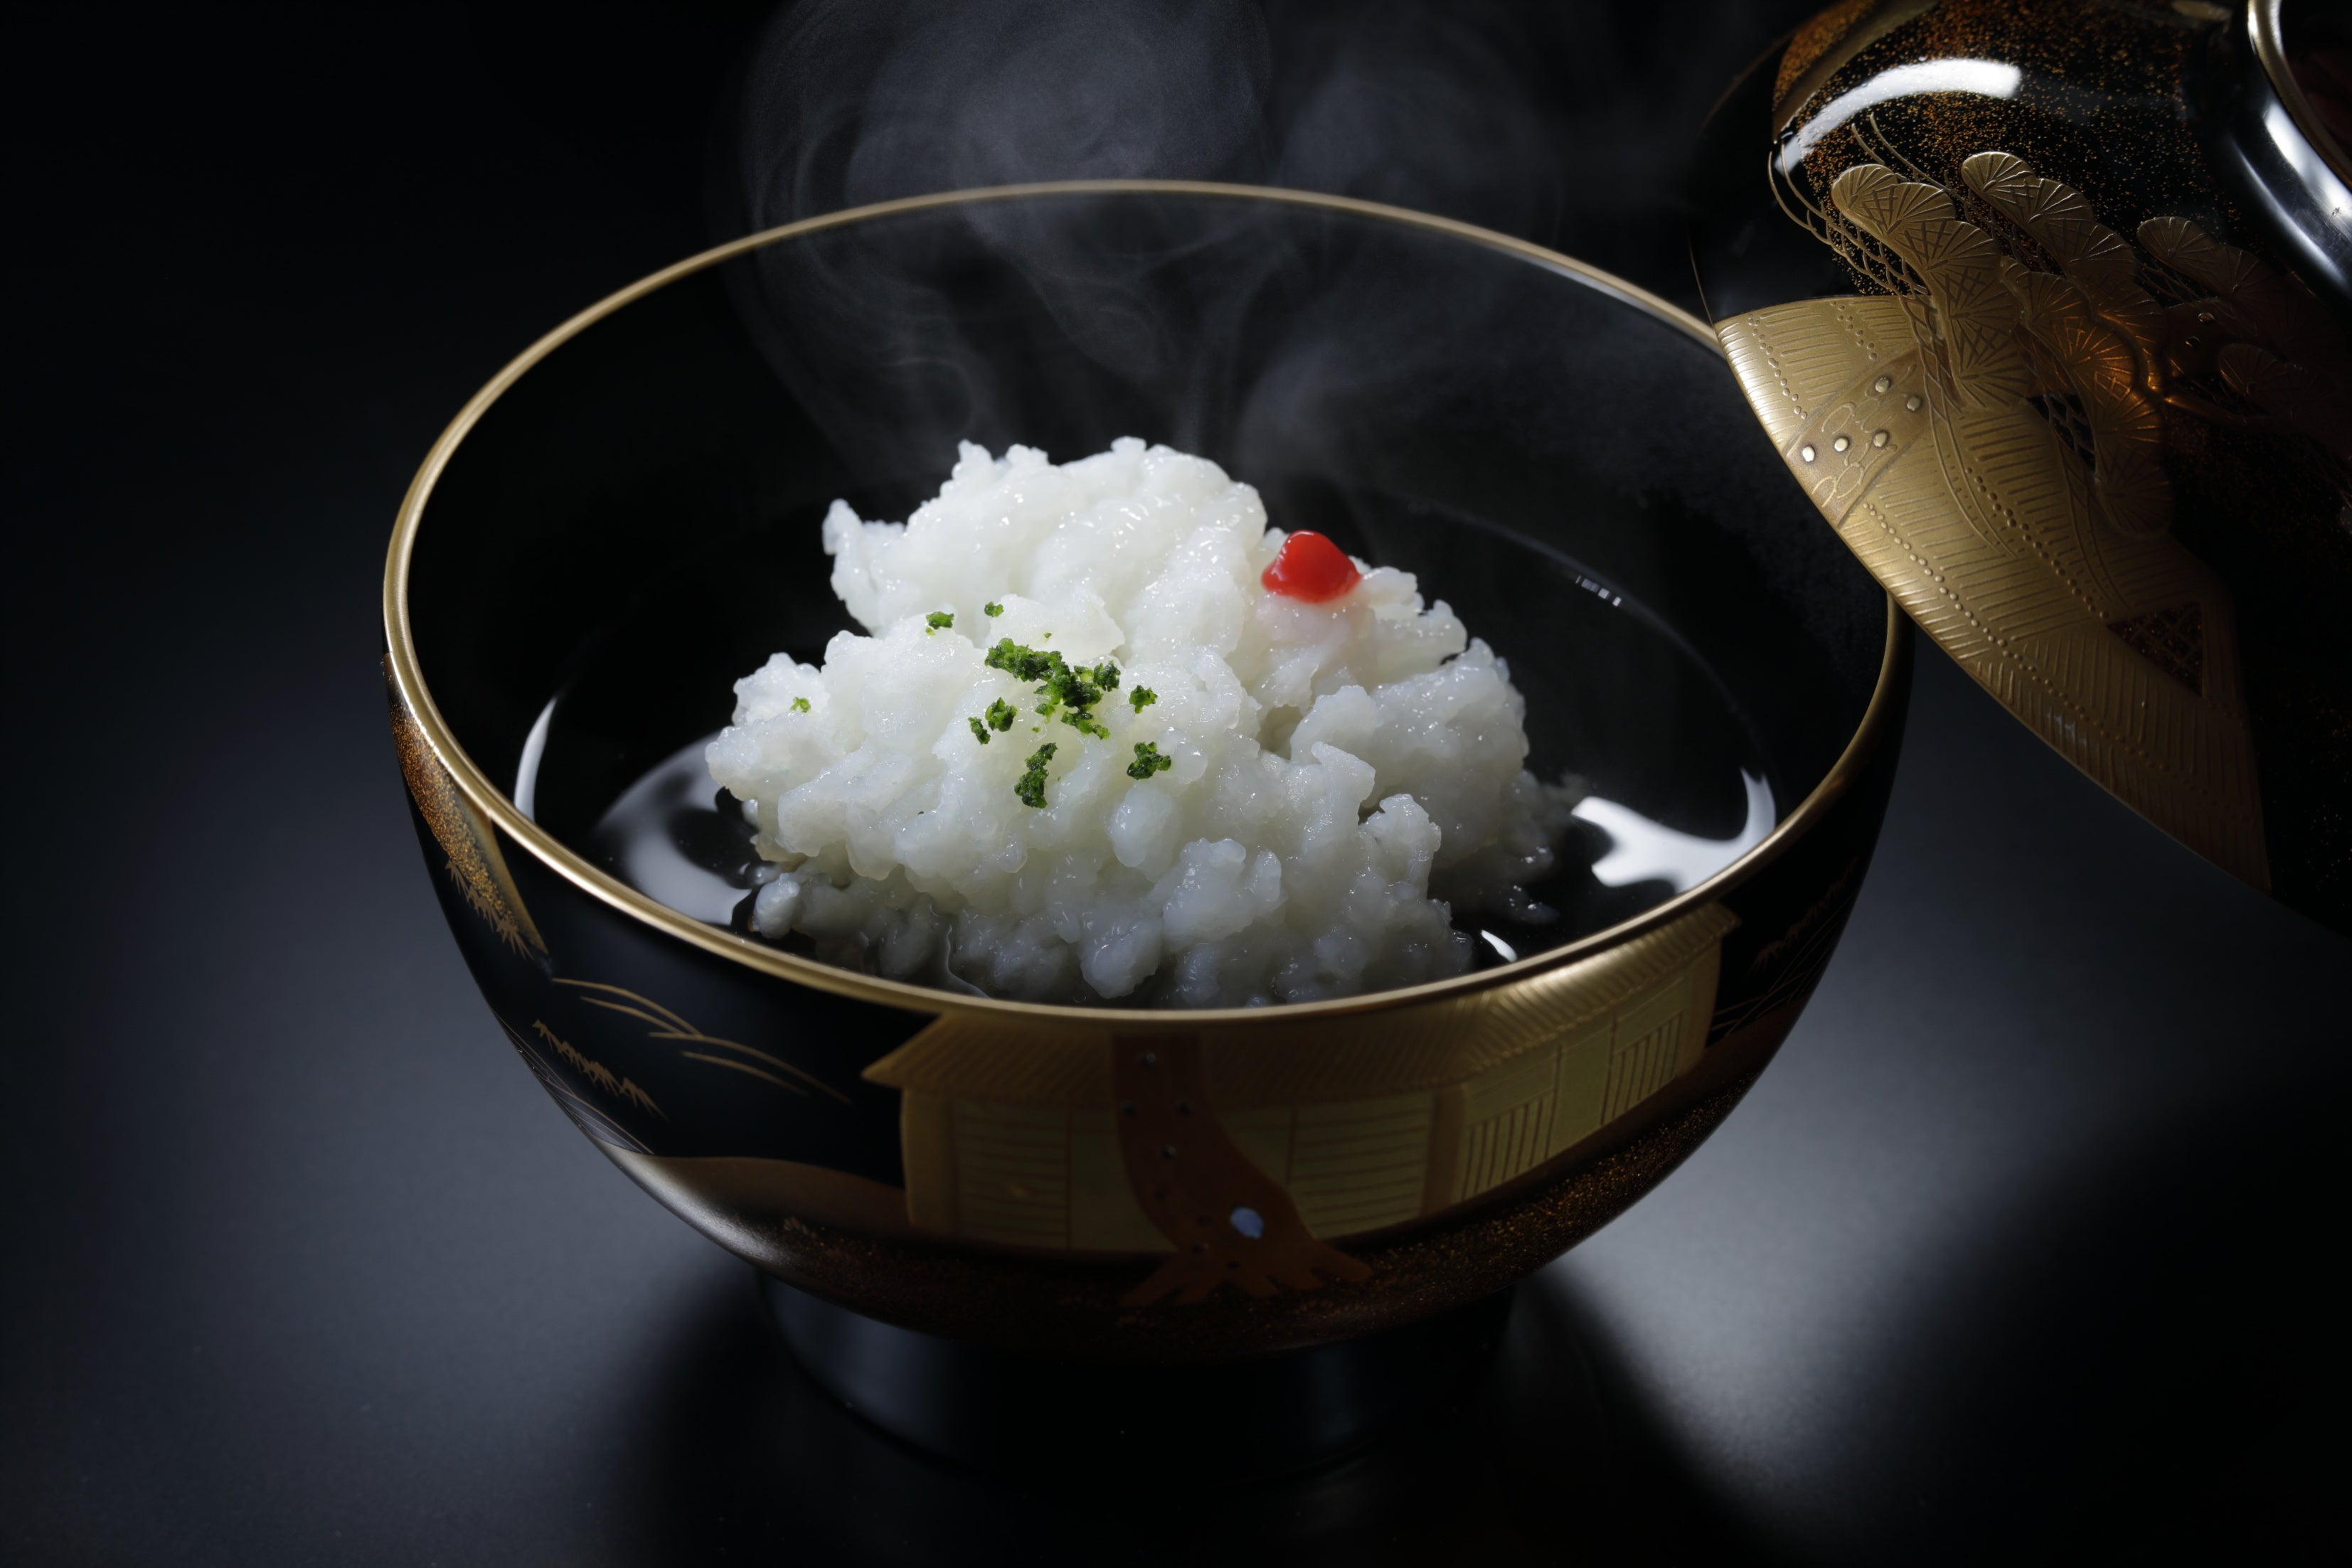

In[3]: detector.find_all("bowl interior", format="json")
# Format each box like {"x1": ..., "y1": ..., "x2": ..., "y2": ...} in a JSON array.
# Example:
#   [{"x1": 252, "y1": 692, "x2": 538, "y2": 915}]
[{"x1": 405, "y1": 187, "x2": 1886, "y2": 983}]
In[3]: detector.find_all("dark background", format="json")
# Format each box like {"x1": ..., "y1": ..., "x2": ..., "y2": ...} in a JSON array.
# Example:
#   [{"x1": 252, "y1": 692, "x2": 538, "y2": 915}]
[{"x1": 6, "y1": 2, "x2": 2347, "y2": 1562}]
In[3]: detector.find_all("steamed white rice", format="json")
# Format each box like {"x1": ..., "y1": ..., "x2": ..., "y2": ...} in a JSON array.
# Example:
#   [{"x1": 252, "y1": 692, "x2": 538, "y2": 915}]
[{"x1": 706, "y1": 439, "x2": 1566, "y2": 1007}]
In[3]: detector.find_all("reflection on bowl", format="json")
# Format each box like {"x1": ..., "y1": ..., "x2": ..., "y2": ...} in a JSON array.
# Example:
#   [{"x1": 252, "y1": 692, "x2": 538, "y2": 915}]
[{"x1": 383, "y1": 181, "x2": 1907, "y2": 1361}]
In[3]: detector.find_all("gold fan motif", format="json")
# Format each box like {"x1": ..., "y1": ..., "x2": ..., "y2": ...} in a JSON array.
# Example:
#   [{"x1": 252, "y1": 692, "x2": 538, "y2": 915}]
[
  {"x1": 1718, "y1": 154, "x2": 2298, "y2": 890},
  {"x1": 1831, "y1": 164, "x2": 2028, "y2": 405},
  {"x1": 1961, "y1": 151, "x2": 2164, "y2": 366}
]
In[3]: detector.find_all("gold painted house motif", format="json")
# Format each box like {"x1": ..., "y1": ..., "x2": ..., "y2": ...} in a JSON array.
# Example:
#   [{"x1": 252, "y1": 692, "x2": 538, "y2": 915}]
[{"x1": 864, "y1": 905, "x2": 1738, "y2": 1252}]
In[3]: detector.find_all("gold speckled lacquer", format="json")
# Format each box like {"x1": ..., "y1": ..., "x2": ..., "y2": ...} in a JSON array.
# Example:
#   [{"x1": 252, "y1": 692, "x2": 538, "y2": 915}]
[
  {"x1": 386, "y1": 182, "x2": 1910, "y2": 1362},
  {"x1": 1691, "y1": 0, "x2": 2352, "y2": 933}
]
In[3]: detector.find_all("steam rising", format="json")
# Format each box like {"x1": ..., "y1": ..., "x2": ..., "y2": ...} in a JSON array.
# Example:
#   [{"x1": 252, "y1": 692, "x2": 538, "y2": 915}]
[
  {"x1": 717, "y1": 0, "x2": 1823, "y2": 479},
  {"x1": 739, "y1": 0, "x2": 1272, "y2": 214},
  {"x1": 700, "y1": 0, "x2": 1841, "y2": 855},
  {"x1": 724, "y1": 0, "x2": 1817, "y2": 289}
]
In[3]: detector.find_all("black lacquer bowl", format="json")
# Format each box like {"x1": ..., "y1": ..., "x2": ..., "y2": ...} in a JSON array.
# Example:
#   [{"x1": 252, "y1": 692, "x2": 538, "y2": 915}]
[{"x1": 383, "y1": 183, "x2": 1908, "y2": 1366}]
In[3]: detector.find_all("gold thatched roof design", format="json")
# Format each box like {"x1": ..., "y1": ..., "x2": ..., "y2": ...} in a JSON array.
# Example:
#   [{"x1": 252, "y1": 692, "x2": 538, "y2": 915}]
[
  {"x1": 862, "y1": 903, "x2": 1737, "y2": 1109},
  {"x1": 862, "y1": 1025, "x2": 1113, "y2": 1104}
]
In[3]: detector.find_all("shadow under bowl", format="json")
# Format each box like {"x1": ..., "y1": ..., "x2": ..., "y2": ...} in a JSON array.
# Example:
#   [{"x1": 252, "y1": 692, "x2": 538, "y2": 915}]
[{"x1": 383, "y1": 181, "x2": 1909, "y2": 1363}]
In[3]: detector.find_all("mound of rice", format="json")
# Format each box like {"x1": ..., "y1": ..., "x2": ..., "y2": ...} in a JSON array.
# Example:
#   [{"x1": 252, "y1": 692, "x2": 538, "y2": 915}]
[{"x1": 706, "y1": 439, "x2": 1564, "y2": 1007}]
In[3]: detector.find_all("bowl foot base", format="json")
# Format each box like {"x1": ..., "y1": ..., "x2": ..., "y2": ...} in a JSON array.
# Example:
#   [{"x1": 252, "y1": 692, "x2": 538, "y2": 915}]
[{"x1": 758, "y1": 1272, "x2": 1514, "y2": 1478}]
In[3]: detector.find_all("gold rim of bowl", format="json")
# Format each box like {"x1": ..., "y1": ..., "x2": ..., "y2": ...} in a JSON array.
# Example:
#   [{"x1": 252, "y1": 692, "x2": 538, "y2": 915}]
[{"x1": 383, "y1": 178, "x2": 1906, "y2": 1026}]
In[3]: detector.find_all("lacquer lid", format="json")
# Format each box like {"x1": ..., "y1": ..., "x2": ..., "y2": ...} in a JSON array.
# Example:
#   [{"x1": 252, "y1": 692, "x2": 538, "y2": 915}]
[{"x1": 1688, "y1": 0, "x2": 2352, "y2": 934}]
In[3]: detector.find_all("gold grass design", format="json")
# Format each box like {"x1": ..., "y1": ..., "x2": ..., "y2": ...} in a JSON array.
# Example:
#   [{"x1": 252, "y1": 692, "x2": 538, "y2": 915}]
[
  {"x1": 387, "y1": 672, "x2": 546, "y2": 956},
  {"x1": 494, "y1": 1015, "x2": 652, "y2": 1154},
  {"x1": 442, "y1": 858, "x2": 530, "y2": 955},
  {"x1": 553, "y1": 978, "x2": 851, "y2": 1105},
  {"x1": 534, "y1": 1020, "x2": 666, "y2": 1119}
]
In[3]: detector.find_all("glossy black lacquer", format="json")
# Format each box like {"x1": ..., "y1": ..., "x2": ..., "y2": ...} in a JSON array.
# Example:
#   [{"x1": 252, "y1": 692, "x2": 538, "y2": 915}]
[
  {"x1": 392, "y1": 189, "x2": 1912, "y2": 1365},
  {"x1": 403, "y1": 191, "x2": 1893, "y2": 1205},
  {"x1": 21, "y1": 4, "x2": 2352, "y2": 1561},
  {"x1": 415, "y1": 198, "x2": 1889, "y2": 816},
  {"x1": 2201, "y1": 2, "x2": 2352, "y2": 317},
  {"x1": 763, "y1": 1277, "x2": 1514, "y2": 1477}
]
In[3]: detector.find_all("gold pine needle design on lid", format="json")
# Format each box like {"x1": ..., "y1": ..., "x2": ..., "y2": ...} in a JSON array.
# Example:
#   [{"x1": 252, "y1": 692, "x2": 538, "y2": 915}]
[{"x1": 1718, "y1": 149, "x2": 2299, "y2": 892}]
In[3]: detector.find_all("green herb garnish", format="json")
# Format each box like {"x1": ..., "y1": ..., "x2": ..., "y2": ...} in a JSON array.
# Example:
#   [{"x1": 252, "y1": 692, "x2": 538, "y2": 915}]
[
  {"x1": 984, "y1": 638, "x2": 1059, "y2": 682},
  {"x1": 1015, "y1": 742, "x2": 1058, "y2": 809},
  {"x1": 967, "y1": 698, "x2": 1018, "y2": 745},
  {"x1": 790, "y1": 696, "x2": 811, "y2": 713},
  {"x1": 1128, "y1": 687, "x2": 1156, "y2": 713},
  {"x1": 982, "y1": 642, "x2": 1132, "y2": 794},
  {"x1": 988, "y1": 641, "x2": 1121, "y2": 735},
  {"x1": 1127, "y1": 742, "x2": 1173, "y2": 781},
  {"x1": 925, "y1": 611, "x2": 954, "y2": 632},
  {"x1": 984, "y1": 601, "x2": 1004, "y2": 617}
]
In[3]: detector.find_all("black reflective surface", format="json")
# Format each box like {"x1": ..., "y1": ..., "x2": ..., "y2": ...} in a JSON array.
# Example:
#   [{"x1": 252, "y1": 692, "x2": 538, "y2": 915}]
[
  {"x1": 435, "y1": 182, "x2": 1871, "y2": 1008},
  {"x1": 762, "y1": 1277, "x2": 1518, "y2": 1478},
  {"x1": 9, "y1": 3, "x2": 2348, "y2": 1563},
  {"x1": 2201, "y1": 0, "x2": 2352, "y2": 321},
  {"x1": 550, "y1": 432, "x2": 1791, "y2": 981}
]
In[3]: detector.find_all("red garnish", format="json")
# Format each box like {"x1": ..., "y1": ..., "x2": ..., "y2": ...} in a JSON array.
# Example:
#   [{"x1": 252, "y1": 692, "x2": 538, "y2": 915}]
[{"x1": 1260, "y1": 530, "x2": 1361, "y2": 603}]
